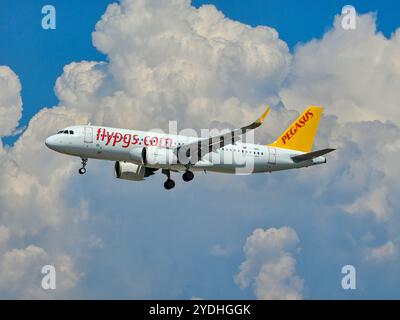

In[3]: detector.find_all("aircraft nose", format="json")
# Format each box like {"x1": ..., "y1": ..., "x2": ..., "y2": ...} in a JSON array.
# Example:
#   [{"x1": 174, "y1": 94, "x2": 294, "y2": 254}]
[{"x1": 45, "y1": 135, "x2": 57, "y2": 150}]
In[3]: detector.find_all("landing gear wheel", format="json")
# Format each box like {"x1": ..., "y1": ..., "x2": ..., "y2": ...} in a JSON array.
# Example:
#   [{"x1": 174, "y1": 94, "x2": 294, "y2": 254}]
[
  {"x1": 164, "y1": 179, "x2": 175, "y2": 190},
  {"x1": 162, "y1": 169, "x2": 175, "y2": 190},
  {"x1": 182, "y1": 171, "x2": 194, "y2": 182},
  {"x1": 79, "y1": 158, "x2": 88, "y2": 175}
]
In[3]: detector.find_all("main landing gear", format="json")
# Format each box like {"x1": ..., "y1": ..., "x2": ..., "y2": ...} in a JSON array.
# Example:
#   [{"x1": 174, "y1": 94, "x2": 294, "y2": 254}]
[
  {"x1": 79, "y1": 158, "x2": 88, "y2": 175},
  {"x1": 162, "y1": 169, "x2": 195, "y2": 190},
  {"x1": 182, "y1": 170, "x2": 194, "y2": 182},
  {"x1": 162, "y1": 169, "x2": 175, "y2": 190}
]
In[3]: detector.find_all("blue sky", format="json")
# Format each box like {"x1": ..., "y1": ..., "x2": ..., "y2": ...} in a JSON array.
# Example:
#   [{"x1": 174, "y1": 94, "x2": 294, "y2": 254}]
[
  {"x1": 0, "y1": 0, "x2": 399, "y2": 299},
  {"x1": 0, "y1": 0, "x2": 109, "y2": 143},
  {"x1": 1, "y1": 0, "x2": 399, "y2": 144}
]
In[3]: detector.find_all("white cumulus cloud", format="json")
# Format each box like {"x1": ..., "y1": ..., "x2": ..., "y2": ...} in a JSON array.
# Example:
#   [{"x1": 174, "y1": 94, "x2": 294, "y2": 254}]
[
  {"x1": 0, "y1": 66, "x2": 22, "y2": 137},
  {"x1": 0, "y1": 245, "x2": 82, "y2": 299},
  {"x1": 235, "y1": 227, "x2": 304, "y2": 300},
  {"x1": 282, "y1": 14, "x2": 400, "y2": 222},
  {"x1": 0, "y1": 0, "x2": 292, "y2": 298},
  {"x1": 1, "y1": 1, "x2": 400, "y2": 299},
  {"x1": 280, "y1": 13, "x2": 400, "y2": 123},
  {"x1": 0, "y1": 71, "x2": 88, "y2": 298}
]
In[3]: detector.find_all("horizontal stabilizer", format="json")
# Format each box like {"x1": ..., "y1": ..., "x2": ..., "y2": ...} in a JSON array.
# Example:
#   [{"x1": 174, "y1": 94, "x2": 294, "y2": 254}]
[{"x1": 291, "y1": 148, "x2": 335, "y2": 162}]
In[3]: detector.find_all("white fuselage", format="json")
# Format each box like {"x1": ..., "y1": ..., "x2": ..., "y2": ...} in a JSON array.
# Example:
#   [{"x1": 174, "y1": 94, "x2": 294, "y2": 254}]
[{"x1": 45, "y1": 125, "x2": 326, "y2": 174}]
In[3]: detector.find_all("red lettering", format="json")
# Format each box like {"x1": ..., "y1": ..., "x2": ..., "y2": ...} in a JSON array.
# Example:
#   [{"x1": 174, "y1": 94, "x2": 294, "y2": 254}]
[
  {"x1": 282, "y1": 132, "x2": 290, "y2": 144},
  {"x1": 151, "y1": 137, "x2": 158, "y2": 146},
  {"x1": 280, "y1": 110, "x2": 315, "y2": 144},
  {"x1": 122, "y1": 134, "x2": 132, "y2": 148},
  {"x1": 113, "y1": 132, "x2": 122, "y2": 146},
  {"x1": 144, "y1": 136, "x2": 151, "y2": 146},
  {"x1": 105, "y1": 131, "x2": 114, "y2": 145},
  {"x1": 131, "y1": 134, "x2": 139, "y2": 145}
]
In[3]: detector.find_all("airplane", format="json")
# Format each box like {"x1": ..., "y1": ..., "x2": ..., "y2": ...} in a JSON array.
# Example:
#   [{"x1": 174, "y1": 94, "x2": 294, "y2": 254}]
[{"x1": 45, "y1": 106, "x2": 335, "y2": 190}]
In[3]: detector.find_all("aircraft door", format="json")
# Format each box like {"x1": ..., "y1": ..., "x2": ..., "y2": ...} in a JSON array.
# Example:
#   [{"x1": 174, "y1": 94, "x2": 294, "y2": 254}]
[
  {"x1": 84, "y1": 127, "x2": 93, "y2": 143},
  {"x1": 268, "y1": 147, "x2": 276, "y2": 165}
]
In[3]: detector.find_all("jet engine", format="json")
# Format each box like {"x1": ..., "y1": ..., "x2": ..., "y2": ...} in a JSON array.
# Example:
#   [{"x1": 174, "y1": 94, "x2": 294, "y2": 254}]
[
  {"x1": 129, "y1": 147, "x2": 178, "y2": 166},
  {"x1": 114, "y1": 161, "x2": 157, "y2": 181}
]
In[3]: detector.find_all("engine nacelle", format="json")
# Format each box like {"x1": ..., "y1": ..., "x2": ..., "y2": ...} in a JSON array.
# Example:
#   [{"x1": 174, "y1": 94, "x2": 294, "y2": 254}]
[
  {"x1": 114, "y1": 161, "x2": 146, "y2": 181},
  {"x1": 130, "y1": 147, "x2": 178, "y2": 166},
  {"x1": 129, "y1": 147, "x2": 146, "y2": 164}
]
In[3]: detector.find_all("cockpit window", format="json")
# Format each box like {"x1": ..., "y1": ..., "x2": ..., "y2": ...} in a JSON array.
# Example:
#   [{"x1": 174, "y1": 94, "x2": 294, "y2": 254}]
[{"x1": 69, "y1": 130, "x2": 74, "y2": 135}]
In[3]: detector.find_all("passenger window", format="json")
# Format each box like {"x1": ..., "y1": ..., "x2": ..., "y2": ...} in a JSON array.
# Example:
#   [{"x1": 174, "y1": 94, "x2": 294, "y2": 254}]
[{"x1": 69, "y1": 130, "x2": 74, "y2": 135}]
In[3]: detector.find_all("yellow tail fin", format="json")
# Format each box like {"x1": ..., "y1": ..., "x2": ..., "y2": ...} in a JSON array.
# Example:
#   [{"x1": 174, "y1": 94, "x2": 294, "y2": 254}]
[{"x1": 269, "y1": 106, "x2": 323, "y2": 153}]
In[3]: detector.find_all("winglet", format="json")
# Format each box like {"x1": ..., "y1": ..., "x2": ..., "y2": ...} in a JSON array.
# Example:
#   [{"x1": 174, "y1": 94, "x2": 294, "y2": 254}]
[
  {"x1": 256, "y1": 105, "x2": 271, "y2": 125},
  {"x1": 243, "y1": 105, "x2": 271, "y2": 131}
]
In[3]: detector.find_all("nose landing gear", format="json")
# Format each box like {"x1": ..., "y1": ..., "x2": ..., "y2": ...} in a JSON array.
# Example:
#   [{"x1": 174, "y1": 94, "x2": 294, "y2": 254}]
[{"x1": 79, "y1": 158, "x2": 88, "y2": 175}]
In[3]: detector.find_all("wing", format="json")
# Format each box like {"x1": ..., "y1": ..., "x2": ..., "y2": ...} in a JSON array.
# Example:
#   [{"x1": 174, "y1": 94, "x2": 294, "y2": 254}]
[{"x1": 175, "y1": 106, "x2": 270, "y2": 164}]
